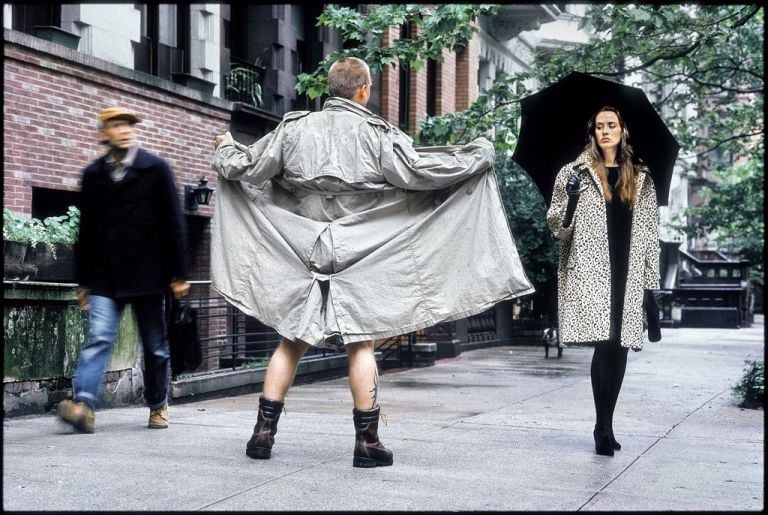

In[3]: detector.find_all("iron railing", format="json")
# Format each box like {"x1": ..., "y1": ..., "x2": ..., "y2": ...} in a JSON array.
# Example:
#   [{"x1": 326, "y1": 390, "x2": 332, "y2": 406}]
[
  {"x1": 180, "y1": 281, "x2": 336, "y2": 376},
  {"x1": 223, "y1": 58, "x2": 264, "y2": 108}
]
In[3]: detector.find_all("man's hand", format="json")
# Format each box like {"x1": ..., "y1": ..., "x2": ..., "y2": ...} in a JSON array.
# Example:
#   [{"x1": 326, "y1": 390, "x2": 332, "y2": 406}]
[
  {"x1": 213, "y1": 131, "x2": 233, "y2": 150},
  {"x1": 170, "y1": 280, "x2": 191, "y2": 299},
  {"x1": 76, "y1": 288, "x2": 90, "y2": 310}
]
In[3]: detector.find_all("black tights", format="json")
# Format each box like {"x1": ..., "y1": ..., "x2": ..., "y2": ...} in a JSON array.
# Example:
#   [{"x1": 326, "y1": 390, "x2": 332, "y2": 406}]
[{"x1": 590, "y1": 338, "x2": 629, "y2": 436}]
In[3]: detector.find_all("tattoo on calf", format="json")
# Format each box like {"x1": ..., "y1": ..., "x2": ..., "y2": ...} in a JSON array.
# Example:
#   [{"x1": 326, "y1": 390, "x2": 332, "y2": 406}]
[{"x1": 369, "y1": 369, "x2": 379, "y2": 408}]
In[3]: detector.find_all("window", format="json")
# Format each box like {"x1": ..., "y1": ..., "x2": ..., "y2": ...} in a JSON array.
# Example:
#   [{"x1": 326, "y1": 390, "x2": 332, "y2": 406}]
[
  {"x1": 31, "y1": 188, "x2": 81, "y2": 220},
  {"x1": 291, "y1": 49, "x2": 301, "y2": 75},
  {"x1": 290, "y1": 5, "x2": 303, "y2": 34},
  {"x1": 12, "y1": 4, "x2": 60, "y2": 35},
  {"x1": 133, "y1": 4, "x2": 188, "y2": 80},
  {"x1": 272, "y1": 44, "x2": 284, "y2": 70},
  {"x1": 426, "y1": 59, "x2": 437, "y2": 117}
]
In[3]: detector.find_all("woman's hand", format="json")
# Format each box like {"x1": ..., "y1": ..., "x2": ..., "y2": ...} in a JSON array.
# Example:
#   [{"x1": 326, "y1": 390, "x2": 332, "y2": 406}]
[{"x1": 565, "y1": 174, "x2": 582, "y2": 196}]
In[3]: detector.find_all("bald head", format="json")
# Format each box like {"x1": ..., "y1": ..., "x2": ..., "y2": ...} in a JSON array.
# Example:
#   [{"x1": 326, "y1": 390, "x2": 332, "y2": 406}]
[{"x1": 328, "y1": 57, "x2": 371, "y2": 100}]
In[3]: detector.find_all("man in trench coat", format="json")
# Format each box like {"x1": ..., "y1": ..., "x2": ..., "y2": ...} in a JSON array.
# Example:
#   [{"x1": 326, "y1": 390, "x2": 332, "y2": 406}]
[
  {"x1": 57, "y1": 107, "x2": 190, "y2": 434},
  {"x1": 211, "y1": 57, "x2": 534, "y2": 467}
]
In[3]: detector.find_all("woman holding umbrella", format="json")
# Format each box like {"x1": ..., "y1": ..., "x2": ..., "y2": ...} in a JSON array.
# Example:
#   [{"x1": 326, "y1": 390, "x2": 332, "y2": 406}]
[{"x1": 546, "y1": 106, "x2": 661, "y2": 456}]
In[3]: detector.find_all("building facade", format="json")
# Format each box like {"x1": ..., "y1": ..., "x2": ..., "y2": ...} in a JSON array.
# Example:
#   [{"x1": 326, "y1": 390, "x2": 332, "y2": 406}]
[{"x1": 4, "y1": 3, "x2": 578, "y2": 415}]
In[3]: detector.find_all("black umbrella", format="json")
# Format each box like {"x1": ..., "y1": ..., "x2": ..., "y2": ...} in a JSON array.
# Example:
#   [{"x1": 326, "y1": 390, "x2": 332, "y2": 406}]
[{"x1": 512, "y1": 72, "x2": 680, "y2": 206}]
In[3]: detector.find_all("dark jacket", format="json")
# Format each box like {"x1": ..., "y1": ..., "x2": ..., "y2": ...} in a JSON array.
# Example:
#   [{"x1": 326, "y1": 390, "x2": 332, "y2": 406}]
[{"x1": 75, "y1": 147, "x2": 189, "y2": 298}]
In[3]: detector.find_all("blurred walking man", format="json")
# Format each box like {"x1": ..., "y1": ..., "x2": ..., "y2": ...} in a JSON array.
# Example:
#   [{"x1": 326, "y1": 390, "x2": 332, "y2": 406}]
[{"x1": 57, "y1": 107, "x2": 190, "y2": 433}]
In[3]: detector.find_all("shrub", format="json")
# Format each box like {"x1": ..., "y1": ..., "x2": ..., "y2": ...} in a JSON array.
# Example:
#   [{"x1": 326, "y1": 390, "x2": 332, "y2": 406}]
[{"x1": 732, "y1": 360, "x2": 764, "y2": 409}]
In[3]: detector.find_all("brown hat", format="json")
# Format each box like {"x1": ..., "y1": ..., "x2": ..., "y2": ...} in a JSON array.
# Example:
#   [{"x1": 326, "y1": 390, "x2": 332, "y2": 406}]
[{"x1": 99, "y1": 107, "x2": 141, "y2": 126}]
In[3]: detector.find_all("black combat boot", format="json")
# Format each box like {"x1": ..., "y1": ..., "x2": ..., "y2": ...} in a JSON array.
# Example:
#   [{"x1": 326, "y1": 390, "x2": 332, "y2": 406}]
[
  {"x1": 246, "y1": 397, "x2": 284, "y2": 459},
  {"x1": 353, "y1": 406, "x2": 393, "y2": 468}
]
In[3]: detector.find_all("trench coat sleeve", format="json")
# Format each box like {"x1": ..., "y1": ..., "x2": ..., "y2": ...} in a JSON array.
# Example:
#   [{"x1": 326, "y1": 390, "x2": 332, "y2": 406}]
[
  {"x1": 640, "y1": 175, "x2": 661, "y2": 290},
  {"x1": 547, "y1": 165, "x2": 576, "y2": 241},
  {"x1": 211, "y1": 128, "x2": 284, "y2": 185},
  {"x1": 380, "y1": 132, "x2": 496, "y2": 190}
]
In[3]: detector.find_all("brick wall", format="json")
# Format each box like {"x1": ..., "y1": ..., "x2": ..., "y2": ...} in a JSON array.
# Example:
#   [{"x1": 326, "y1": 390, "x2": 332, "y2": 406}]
[
  {"x1": 3, "y1": 34, "x2": 230, "y2": 217},
  {"x1": 455, "y1": 29, "x2": 479, "y2": 112},
  {"x1": 376, "y1": 24, "x2": 474, "y2": 136},
  {"x1": 436, "y1": 48, "x2": 456, "y2": 116},
  {"x1": 407, "y1": 23, "x2": 428, "y2": 133},
  {"x1": 379, "y1": 26, "x2": 401, "y2": 126}
]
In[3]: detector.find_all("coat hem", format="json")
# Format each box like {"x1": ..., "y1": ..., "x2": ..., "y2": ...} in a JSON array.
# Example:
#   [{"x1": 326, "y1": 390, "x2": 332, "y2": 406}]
[
  {"x1": 213, "y1": 283, "x2": 536, "y2": 349},
  {"x1": 559, "y1": 339, "x2": 644, "y2": 351}
]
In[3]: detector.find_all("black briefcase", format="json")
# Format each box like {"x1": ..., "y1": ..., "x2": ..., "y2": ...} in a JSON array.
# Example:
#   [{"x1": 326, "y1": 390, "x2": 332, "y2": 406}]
[{"x1": 168, "y1": 297, "x2": 203, "y2": 378}]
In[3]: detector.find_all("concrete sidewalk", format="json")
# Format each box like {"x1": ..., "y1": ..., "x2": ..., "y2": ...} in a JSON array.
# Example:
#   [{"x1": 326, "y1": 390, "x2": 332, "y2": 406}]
[{"x1": 3, "y1": 317, "x2": 763, "y2": 511}]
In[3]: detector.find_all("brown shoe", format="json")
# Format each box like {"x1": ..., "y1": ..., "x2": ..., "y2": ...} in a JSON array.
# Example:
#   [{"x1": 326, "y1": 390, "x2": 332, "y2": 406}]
[
  {"x1": 148, "y1": 403, "x2": 169, "y2": 429},
  {"x1": 57, "y1": 400, "x2": 95, "y2": 433}
]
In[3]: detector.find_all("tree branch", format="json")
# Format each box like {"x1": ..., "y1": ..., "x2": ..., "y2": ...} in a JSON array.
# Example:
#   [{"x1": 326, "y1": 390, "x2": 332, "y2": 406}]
[
  {"x1": 642, "y1": 69, "x2": 763, "y2": 95},
  {"x1": 730, "y1": 5, "x2": 761, "y2": 29},
  {"x1": 586, "y1": 39, "x2": 702, "y2": 77},
  {"x1": 450, "y1": 99, "x2": 521, "y2": 144},
  {"x1": 682, "y1": 130, "x2": 764, "y2": 158}
]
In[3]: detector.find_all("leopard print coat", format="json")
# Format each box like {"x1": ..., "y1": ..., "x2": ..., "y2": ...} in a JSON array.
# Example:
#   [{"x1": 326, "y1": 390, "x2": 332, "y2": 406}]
[{"x1": 547, "y1": 150, "x2": 660, "y2": 350}]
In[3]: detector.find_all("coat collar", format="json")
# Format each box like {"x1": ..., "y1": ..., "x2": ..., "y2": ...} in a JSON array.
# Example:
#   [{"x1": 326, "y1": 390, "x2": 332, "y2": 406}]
[
  {"x1": 98, "y1": 147, "x2": 155, "y2": 184},
  {"x1": 575, "y1": 150, "x2": 648, "y2": 200},
  {"x1": 322, "y1": 96, "x2": 374, "y2": 118}
]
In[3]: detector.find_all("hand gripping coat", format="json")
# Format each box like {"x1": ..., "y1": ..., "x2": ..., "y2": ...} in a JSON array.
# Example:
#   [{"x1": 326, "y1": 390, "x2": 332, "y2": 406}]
[
  {"x1": 211, "y1": 97, "x2": 534, "y2": 349},
  {"x1": 547, "y1": 150, "x2": 661, "y2": 351}
]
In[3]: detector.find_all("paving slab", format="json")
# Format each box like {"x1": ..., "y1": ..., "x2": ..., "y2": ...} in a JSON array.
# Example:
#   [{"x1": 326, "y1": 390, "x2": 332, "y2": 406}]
[{"x1": 3, "y1": 316, "x2": 764, "y2": 511}]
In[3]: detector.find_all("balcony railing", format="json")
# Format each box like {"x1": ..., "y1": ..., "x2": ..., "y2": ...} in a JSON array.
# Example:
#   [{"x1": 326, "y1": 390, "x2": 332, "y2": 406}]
[{"x1": 223, "y1": 59, "x2": 264, "y2": 108}]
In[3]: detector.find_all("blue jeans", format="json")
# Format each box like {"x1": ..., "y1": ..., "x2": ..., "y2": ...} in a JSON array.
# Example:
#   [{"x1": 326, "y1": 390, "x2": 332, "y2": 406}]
[{"x1": 73, "y1": 294, "x2": 169, "y2": 410}]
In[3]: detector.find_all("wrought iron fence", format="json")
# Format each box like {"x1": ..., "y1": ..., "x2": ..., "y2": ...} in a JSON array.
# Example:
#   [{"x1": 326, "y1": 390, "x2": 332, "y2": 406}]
[
  {"x1": 178, "y1": 283, "x2": 514, "y2": 376},
  {"x1": 180, "y1": 281, "x2": 335, "y2": 376}
]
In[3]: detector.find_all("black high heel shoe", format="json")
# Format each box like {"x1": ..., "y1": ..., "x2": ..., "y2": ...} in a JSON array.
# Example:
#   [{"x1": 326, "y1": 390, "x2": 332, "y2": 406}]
[
  {"x1": 608, "y1": 429, "x2": 621, "y2": 451},
  {"x1": 593, "y1": 427, "x2": 615, "y2": 456}
]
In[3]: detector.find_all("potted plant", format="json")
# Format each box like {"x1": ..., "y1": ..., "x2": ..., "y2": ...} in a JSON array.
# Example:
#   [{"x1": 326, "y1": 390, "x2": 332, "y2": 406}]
[
  {"x1": 3, "y1": 206, "x2": 80, "y2": 282},
  {"x1": 4, "y1": 208, "x2": 47, "y2": 280}
]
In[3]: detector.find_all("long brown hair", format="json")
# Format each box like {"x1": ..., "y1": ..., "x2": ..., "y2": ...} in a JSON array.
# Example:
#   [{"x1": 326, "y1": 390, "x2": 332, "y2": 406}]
[{"x1": 585, "y1": 106, "x2": 638, "y2": 207}]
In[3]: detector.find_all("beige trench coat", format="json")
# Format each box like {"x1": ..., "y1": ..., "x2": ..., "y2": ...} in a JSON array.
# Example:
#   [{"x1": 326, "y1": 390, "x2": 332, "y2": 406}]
[
  {"x1": 211, "y1": 97, "x2": 534, "y2": 348},
  {"x1": 547, "y1": 150, "x2": 660, "y2": 350}
]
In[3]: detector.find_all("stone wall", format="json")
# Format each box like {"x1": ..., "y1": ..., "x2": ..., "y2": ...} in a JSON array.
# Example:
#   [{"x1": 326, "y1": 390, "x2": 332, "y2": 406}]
[{"x1": 3, "y1": 282, "x2": 142, "y2": 416}]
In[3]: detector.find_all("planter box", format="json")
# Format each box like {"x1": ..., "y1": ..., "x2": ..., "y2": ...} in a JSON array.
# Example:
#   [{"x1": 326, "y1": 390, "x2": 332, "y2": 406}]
[
  {"x1": 4, "y1": 241, "x2": 37, "y2": 280},
  {"x1": 23, "y1": 243, "x2": 76, "y2": 283}
]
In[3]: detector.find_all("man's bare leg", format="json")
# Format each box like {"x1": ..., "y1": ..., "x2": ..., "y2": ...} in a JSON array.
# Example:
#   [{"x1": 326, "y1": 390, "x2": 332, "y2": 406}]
[
  {"x1": 262, "y1": 337, "x2": 310, "y2": 401},
  {"x1": 346, "y1": 339, "x2": 393, "y2": 467},
  {"x1": 247, "y1": 337, "x2": 308, "y2": 459},
  {"x1": 346, "y1": 340, "x2": 379, "y2": 409}
]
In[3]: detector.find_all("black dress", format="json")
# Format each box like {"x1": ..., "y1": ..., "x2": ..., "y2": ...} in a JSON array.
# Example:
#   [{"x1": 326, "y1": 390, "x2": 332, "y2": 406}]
[{"x1": 606, "y1": 166, "x2": 633, "y2": 338}]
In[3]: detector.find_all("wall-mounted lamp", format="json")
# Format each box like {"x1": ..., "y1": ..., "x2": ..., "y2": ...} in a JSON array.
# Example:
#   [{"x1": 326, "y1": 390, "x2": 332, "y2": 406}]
[{"x1": 185, "y1": 176, "x2": 215, "y2": 211}]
